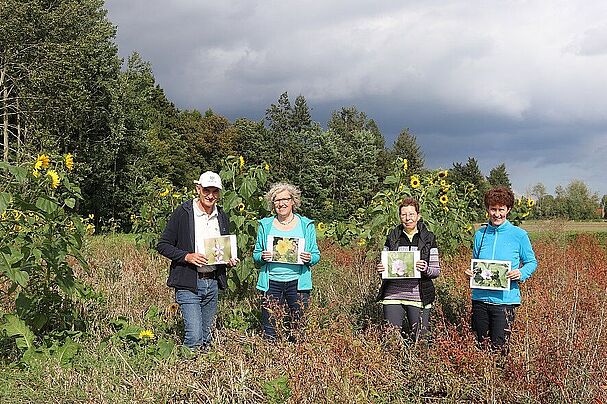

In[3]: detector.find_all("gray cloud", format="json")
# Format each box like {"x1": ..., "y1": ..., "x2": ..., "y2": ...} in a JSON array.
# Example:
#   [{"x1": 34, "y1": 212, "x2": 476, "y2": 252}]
[{"x1": 105, "y1": 0, "x2": 607, "y2": 196}]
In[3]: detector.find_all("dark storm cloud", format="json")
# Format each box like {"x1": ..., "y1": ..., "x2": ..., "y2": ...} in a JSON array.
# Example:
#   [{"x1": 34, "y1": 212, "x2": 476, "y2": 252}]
[{"x1": 104, "y1": 1, "x2": 607, "y2": 195}]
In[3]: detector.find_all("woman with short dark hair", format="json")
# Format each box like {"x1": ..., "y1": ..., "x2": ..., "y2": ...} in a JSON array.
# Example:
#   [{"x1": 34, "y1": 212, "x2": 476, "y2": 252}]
[
  {"x1": 376, "y1": 197, "x2": 440, "y2": 341},
  {"x1": 465, "y1": 186, "x2": 538, "y2": 354}
]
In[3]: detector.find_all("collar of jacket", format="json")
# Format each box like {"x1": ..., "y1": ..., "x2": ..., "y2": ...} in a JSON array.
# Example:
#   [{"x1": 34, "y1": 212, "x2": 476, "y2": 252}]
[{"x1": 485, "y1": 219, "x2": 513, "y2": 233}]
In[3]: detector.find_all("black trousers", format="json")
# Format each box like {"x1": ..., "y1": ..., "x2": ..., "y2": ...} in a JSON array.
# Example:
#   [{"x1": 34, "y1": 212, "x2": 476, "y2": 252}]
[
  {"x1": 471, "y1": 300, "x2": 516, "y2": 353},
  {"x1": 383, "y1": 304, "x2": 431, "y2": 341}
]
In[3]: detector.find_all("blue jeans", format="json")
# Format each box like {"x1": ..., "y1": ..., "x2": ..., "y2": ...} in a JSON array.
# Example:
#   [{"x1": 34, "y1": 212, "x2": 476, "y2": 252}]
[
  {"x1": 261, "y1": 280, "x2": 310, "y2": 339},
  {"x1": 175, "y1": 278, "x2": 218, "y2": 349}
]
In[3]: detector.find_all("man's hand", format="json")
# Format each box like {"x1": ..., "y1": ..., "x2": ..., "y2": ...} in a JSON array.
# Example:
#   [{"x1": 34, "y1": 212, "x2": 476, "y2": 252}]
[{"x1": 185, "y1": 252, "x2": 207, "y2": 266}]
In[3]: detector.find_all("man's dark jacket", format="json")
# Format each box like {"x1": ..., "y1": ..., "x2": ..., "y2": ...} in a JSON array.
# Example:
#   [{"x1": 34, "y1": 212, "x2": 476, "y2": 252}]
[
  {"x1": 377, "y1": 220, "x2": 437, "y2": 305},
  {"x1": 157, "y1": 199, "x2": 229, "y2": 292}
]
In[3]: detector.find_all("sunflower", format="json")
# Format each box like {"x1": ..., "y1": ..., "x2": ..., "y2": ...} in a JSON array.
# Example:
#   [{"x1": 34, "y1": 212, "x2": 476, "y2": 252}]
[
  {"x1": 527, "y1": 199, "x2": 535, "y2": 208},
  {"x1": 403, "y1": 159, "x2": 408, "y2": 172},
  {"x1": 276, "y1": 238, "x2": 293, "y2": 255},
  {"x1": 357, "y1": 239, "x2": 366, "y2": 247},
  {"x1": 159, "y1": 188, "x2": 170, "y2": 197},
  {"x1": 264, "y1": 162, "x2": 270, "y2": 172},
  {"x1": 410, "y1": 176, "x2": 421, "y2": 189},
  {"x1": 46, "y1": 170, "x2": 60, "y2": 189},
  {"x1": 239, "y1": 155, "x2": 245, "y2": 169},
  {"x1": 138, "y1": 329, "x2": 155, "y2": 340},
  {"x1": 32, "y1": 169, "x2": 40, "y2": 178},
  {"x1": 238, "y1": 202, "x2": 245, "y2": 212},
  {"x1": 64, "y1": 153, "x2": 74, "y2": 171},
  {"x1": 35, "y1": 154, "x2": 50, "y2": 170},
  {"x1": 440, "y1": 180, "x2": 447, "y2": 187},
  {"x1": 317, "y1": 222, "x2": 326, "y2": 232},
  {"x1": 438, "y1": 170, "x2": 448, "y2": 178},
  {"x1": 440, "y1": 195, "x2": 448, "y2": 205}
]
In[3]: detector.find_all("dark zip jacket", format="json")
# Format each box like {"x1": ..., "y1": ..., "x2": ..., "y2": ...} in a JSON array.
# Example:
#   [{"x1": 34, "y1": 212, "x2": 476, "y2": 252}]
[
  {"x1": 157, "y1": 199, "x2": 229, "y2": 292},
  {"x1": 377, "y1": 220, "x2": 438, "y2": 305}
]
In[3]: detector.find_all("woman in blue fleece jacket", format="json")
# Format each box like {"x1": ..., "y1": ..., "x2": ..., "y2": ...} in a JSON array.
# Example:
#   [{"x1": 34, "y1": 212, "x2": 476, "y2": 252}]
[
  {"x1": 253, "y1": 182, "x2": 320, "y2": 340},
  {"x1": 466, "y1": 187, "x2": 537, "y2": 353}
]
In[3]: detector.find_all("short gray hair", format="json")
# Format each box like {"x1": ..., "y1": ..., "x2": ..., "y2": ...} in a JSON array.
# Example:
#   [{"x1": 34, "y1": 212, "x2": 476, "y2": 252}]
[{"x1": 265, "y1": 182, "x2": 302, "y2": 211}]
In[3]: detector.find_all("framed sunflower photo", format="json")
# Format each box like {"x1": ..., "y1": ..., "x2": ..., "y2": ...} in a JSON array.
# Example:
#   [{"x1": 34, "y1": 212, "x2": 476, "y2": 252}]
[
  {"x1": 470, "y1": 259, "x2": 511, "y2": 291},
  {"x1": 381, "y1": 250, "x2": 421, "y2": 279},
  {"x1": 202, "y1": 235, "x2": 237, "y2": 265},
  {"x1": 268, "y1": 236, "x2": 305, "y2": 264}
]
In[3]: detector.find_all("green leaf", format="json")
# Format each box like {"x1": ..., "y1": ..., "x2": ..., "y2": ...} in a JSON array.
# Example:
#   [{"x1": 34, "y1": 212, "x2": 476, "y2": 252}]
[
  {"x1": 50, "y1": 337, "x2": 80, "y2": 366},
  {"x1": 0, "y1": 192, "x2": 12, "y2": 213},
  {"x1": 35, "y1": 197, "x2": 59, "y2": 214},
  {"x1": 239, "y1": 177, "x2": 257, "y2": 199},
  {"x1": 383, "y1": 175, "x2": 399, "y2": 185},
  {"x1": 156, "y1": 339, "x2": 175, "y2": 359},
  {"x1": 64, "y1": 198, "x2": 76, "y2": 208},
  {"x1": 7, "y1": 165, "x2": 28, "y2": 183},
  {"x1": 2, "y1": 314, "x2": 35, "y2": 351}
]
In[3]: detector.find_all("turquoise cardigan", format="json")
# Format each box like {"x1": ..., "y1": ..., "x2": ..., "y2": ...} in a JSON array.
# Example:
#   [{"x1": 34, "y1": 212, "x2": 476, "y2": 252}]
[
  {"x1": 472, "y1": 220, "x2": 537, "y2": 305},
  {"x1": 253, "y1": 214, "x2": 321, "y2": 292}
]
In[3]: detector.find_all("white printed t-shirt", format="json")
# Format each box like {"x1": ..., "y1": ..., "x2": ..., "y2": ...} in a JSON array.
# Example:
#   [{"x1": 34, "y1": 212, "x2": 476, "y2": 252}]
[{"x1": 193, "y1": 199, "x2": 220, "y2": 273}]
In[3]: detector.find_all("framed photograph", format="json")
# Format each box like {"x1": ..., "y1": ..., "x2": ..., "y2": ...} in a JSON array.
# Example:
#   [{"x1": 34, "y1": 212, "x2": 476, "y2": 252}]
[
  {"x1": 268, "y1": 236, "x2": 305, "y2": 264},
  {"x1": 470, "y1": 259, "x2": 511, "y2": 291},
  {"x1": 202, "y1": 235, "x2": 237, "y2": 265},
  {"x1": 381, "y1": 250, "x2": 421, "y2": 279}
]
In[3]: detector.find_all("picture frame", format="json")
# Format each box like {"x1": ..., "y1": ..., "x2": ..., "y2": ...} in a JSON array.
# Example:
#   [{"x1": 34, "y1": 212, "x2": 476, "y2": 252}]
[
  {"x1": 268, "y1": 236, "x2": 305, "y2": 264},
  {"x1": 381, "y1": 250, "x2": 421, "y2": 279},
  {"x1": 470, "y1": 259, "x2": 511, "y2": 291},
  {"x1": 202, "y1": 235, "x2": 237, "y2": 265}
]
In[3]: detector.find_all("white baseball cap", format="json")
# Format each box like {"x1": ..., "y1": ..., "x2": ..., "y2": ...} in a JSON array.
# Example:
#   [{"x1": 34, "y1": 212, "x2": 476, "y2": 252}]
[{"x1": 193, "y1": 171, "x2": 223, "y2": 189}]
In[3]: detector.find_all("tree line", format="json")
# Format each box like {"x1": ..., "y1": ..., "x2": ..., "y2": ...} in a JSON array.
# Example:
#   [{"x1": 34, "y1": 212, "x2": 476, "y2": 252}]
[{"x1": 1, "y1": 0, "x2": 603, "y2": 229}]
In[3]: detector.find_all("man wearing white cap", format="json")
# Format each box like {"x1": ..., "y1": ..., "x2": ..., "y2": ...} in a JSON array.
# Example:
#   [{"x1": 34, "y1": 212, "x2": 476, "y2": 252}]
[{"x1": 157, "y1": 171, "x2": 239, "y2": 350}]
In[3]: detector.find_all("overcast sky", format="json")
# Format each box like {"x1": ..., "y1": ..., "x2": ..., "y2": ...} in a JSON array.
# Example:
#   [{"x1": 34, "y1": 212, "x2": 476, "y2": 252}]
[{"x1": 105, "y1": 0, "x2": 607, "y2": 197}]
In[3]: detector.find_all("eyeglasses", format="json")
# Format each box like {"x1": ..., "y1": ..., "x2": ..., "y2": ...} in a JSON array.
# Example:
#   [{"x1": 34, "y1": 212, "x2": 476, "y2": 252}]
[
  {"x1": 201, "y1": 187, "x2": 220, "y2": 195},
  {"x1": 273, "y1": 197, "x2": 292, "y2": 205}
]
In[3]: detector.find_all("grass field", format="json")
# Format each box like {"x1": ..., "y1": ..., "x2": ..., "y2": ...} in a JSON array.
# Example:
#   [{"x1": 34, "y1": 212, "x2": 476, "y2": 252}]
[
  {"x1": 1, "y1": 232, "x2": 606, "y2": 402},
  {"x1": 521, "y1": 219, "x2": 607, "y2": 233}
]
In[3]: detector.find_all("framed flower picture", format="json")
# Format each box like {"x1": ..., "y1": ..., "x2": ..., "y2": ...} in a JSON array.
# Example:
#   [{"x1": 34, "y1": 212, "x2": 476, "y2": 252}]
[
  {"x1": 268, "y1": 236, "x2": 305, "y2": 264},
  {"x1": 470, "y1": 259, "x2": 511, "y2": 290},
  {"x1": 202, "y1": 235, "x2": 237, "y2": 265},
  {"x1": 381, "y1": 250, "x2": 421, "y2": 279}
]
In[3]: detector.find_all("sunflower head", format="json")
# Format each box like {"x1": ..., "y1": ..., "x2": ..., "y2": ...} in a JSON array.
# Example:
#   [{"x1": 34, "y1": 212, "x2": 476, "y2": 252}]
[
  {"x1": 317, "y1": 222, "x2": 326, "y2": 232},
  {"x1": 46, "y1": 170, "x2": 60, "y2": 189},
  {"x1": 440, "y1": 195, "x2": 448, "y2": 205},
  {"x1": 239, "y1": 155, "x2": 245, "y2": 169},
  {"x1": 64, "y1": 153, "x2": 74, "y2": 171},
  {"x1": 410, "y1": 176, "x2": 421, "y2": 189},
  {"x1": 238, "y1": 202, "x2": 245, "y2": 212},
  {"x1": 138, "y1": 329, "x2": 155, "y2": 340},
  {"x1": 402, "y1": 159, "x2": 408, "y2": 172},
  {"x1": 527, "y1": 199, "x2": 535, "y2": 208},
  {"x1": 35, "y1": 154, "x2": 50, "y2": 170},
  {"x1": 159, "y1": 188, "x2": 170, "y2": 197},
  {"x1": 438, "y1": 170, "x2": 448, "y2": 178}
]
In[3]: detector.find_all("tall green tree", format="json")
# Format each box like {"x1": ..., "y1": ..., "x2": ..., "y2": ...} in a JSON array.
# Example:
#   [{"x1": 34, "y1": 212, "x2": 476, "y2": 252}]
[
  {"x1": 389, "y1": 128, "x2": 425, "y2": 173},
  {"x1": 487, "y1": 163, "x2": 511, "y2": 188},
  {"x1": 530, "y1": 182, "x2": 547, "y2": 217},
  {"x1": 555, "y1": 180, "x2": 600, "y2": 220},
  {"x1": 451, "y1": 157, "x2": 489, "y2": 218},
  {"x1": 0, "y1": 0, "x2": 120, "y2": 161}
]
